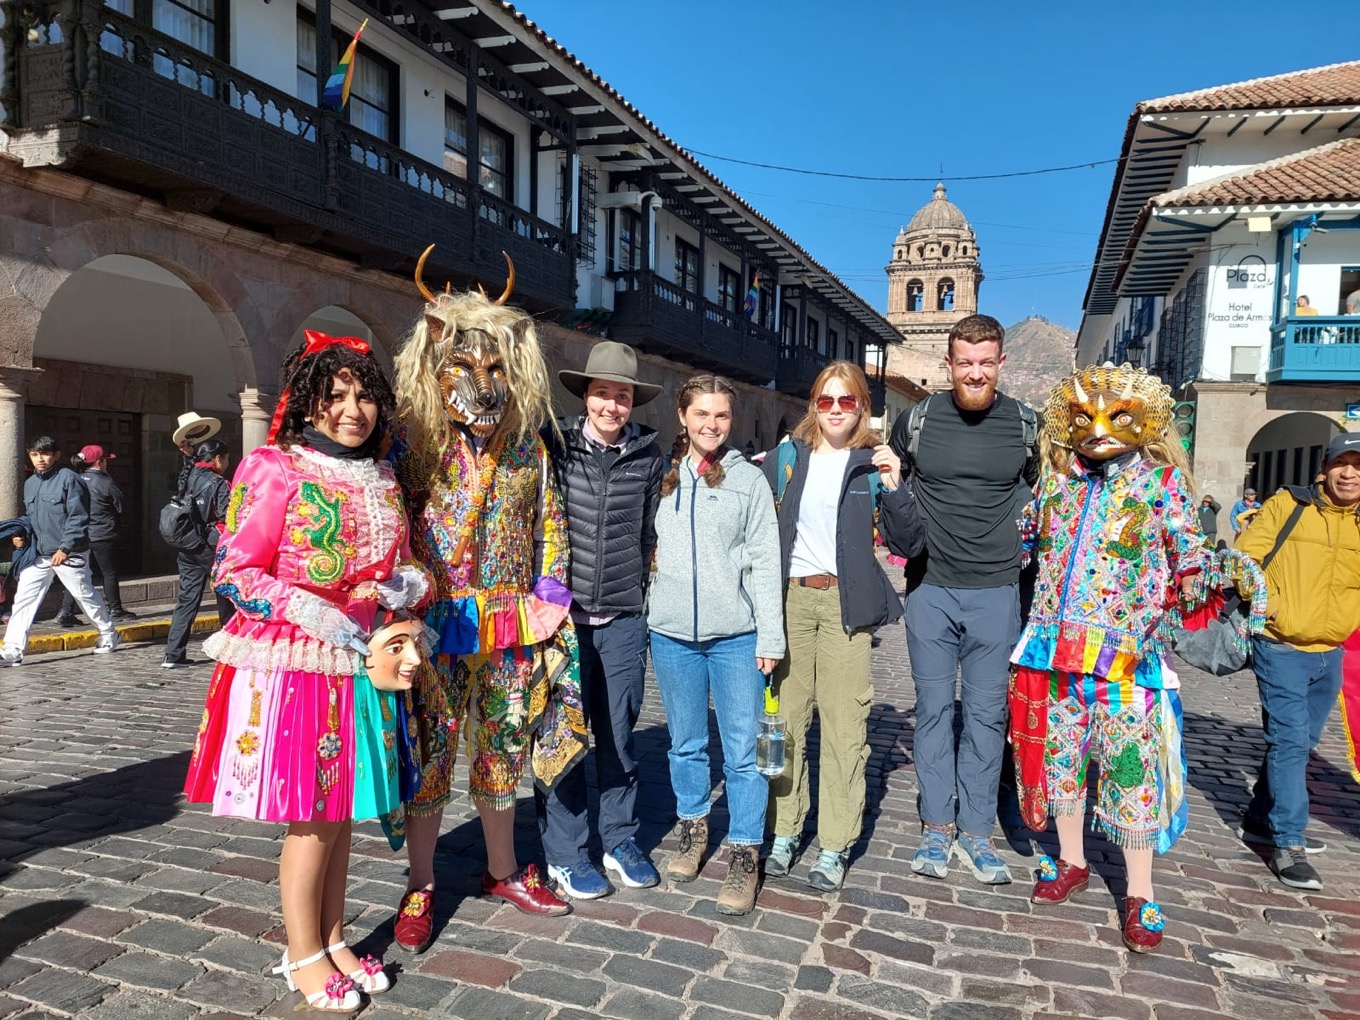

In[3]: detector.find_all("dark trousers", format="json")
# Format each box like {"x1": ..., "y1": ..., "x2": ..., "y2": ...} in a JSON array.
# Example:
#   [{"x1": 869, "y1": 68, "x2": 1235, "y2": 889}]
[
  {"x1": 60, "y1": 540, "x2": 122, "y2": 615},
  {"x1": 164, "y1": 546, "x2": 234, "y2": 663},
  {"x1": 536, "y1": 611, "x2": 648, "y2": 864}
]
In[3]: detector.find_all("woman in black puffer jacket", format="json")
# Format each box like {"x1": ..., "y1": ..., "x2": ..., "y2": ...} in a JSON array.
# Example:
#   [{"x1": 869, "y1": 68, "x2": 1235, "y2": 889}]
[{"x1": 162, "y1": 438, "x2": 235, "y2": 667}]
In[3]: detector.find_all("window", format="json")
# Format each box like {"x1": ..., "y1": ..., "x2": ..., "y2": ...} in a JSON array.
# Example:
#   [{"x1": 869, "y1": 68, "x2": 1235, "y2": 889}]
[
  {"x1": 907, "y1": 279, "x2": 924, "y2": 312},
  {"x1": 297, "y1": 11, "x2": 398, "y2": 143},
  {"x1": 444, "y1": 99, "x2": 514, "y2": 202},
  {"x1": 828, "y1": 328, "x2": 839, "y2": 359},
  {"x1": 938, "y1": 278, "x2": 955, "y2": 312},
  {"x1": 155, "y1": 0, "x2": 218, "y2": 55},
  {"x1": 443, "y1": 99, "x2": 469, "y2": 177},
  {"x1": 718, "y1": 265, "x2": 740, "y2": 314},
  {"x1": 781, "y1": 303, "x2": 798, "y2": 348},
  {"x1": 806, "y1": 317, "x2": 820, "y2": 351},
  {"x1": 611, "y1": 207, "x2": 641, "y2": 274},
  {"x1": 675, "y1": 240, "x2": 700, "y2": 294},
  {"x1": 845, "y1": 338, "x2": 856, "y2": 363},
  {"x1": 107, "y1": 0, "x2": 224, "y2": 91}
]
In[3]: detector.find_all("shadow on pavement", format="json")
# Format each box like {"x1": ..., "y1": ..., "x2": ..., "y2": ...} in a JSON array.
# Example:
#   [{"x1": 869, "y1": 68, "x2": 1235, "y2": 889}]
[{"x1": 0, "y1": 900, "x2": 88, "y2": 962}]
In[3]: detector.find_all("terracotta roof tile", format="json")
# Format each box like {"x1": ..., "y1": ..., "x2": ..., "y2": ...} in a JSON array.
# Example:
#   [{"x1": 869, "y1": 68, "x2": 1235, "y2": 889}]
[
  {"x1": 1140, "y1": 60, "x2": 1360, "y2": 113},
  {"x1": 1153, "y1": 137, "x2": 1360, "y2": 208}
]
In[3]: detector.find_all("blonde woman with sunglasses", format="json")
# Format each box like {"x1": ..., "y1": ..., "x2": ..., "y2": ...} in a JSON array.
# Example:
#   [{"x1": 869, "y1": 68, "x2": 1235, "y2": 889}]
[{"x1": 763, "y1": 361, "x2": 924, "y2": 890}]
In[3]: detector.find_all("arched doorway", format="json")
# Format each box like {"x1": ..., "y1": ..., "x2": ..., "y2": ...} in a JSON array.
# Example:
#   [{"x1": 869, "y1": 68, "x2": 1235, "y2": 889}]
[
  {"x1": 1245, "y1": 412, "x2": 1339, "y2": 495},
  {"x1": 32, "y1": 254, "x2": 247, "y2": 574}
]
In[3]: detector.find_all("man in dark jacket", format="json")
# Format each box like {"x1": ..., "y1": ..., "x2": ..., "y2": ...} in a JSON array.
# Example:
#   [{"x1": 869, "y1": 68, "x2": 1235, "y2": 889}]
[
  {"x1": 56, "y1": 444, "x2": 133, "y2": 625},
  {"x1": 0, "y1": 436, "x2": 119, "y2": 665},
  {"x1": 536, "y1": 341, "x2": 665, "y2": 898}
]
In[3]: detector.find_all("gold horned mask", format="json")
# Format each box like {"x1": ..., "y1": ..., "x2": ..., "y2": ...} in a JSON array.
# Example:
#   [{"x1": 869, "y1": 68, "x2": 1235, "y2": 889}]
[{"x1": 1042, "y1": 363, "x2": 1174, "y2": 462}]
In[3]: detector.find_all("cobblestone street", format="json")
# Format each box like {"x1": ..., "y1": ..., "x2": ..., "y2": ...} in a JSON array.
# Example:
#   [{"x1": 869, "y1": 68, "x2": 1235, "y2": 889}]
[{"x1": 2, "y1": 607, "x2": 1358, "y2": 1020}]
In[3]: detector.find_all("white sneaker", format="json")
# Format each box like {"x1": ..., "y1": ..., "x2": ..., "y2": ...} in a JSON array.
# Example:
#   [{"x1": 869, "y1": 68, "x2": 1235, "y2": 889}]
[
  {"x1": 93, "y1": 632, "x2": 121, "y2": 654},
  {"x1": 0, "y1": 650, "x2": 22, "y2": 667}
]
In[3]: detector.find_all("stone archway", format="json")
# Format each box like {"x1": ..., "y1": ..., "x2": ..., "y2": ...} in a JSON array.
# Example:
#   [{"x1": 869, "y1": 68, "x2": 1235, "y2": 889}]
[{"x1": 1245, "y1": 412, "x2": 1340, "y2": 495}]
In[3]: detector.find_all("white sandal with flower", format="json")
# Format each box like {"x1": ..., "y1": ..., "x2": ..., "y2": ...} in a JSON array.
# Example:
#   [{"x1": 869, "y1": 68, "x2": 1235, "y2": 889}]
[
  {"x1": 272, "y1": 948, "x2": 361, "y2": 1013},
  {"x1": 326, "y1": 940, "x2": 391, "y2": 994}
]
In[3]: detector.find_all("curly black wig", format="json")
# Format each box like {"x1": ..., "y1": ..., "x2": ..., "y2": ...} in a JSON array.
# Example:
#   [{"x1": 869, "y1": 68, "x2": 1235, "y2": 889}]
[{"x1": 273, "y1": 340, "x2": 396, "y2": 450}]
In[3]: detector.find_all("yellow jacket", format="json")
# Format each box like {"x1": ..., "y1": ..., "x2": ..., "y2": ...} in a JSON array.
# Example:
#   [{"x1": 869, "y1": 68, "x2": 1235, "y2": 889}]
[{"x1": 1237, "y1": 486, "x2": 1360, "y2": 650}]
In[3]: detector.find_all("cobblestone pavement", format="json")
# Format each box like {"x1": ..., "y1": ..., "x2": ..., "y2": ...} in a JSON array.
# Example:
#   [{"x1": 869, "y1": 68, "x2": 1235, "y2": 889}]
[{"x1": 2, "y1": 610, "x2": 1358, "y2": 1020}]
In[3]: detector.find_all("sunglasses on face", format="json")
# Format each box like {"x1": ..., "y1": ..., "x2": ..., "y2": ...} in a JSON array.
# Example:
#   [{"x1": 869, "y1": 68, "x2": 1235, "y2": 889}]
[{"x1": 815, "y1": 394, "x2": 858, "y2": 413}]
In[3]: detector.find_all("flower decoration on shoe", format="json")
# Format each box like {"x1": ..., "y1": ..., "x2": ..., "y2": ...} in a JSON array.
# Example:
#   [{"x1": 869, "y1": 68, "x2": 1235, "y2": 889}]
[
  {"x1": 357, "y1": 955, "x2": 385, "y2": 978},
  {"x1": 324, "y1": 972, "x2": 357, "y2": 1002},
  {"x1": 1139, "y1": 901, "x2": 1165, "y2": 933},
  {"x1": 1037, "y1": 855, "x2": 1058, "y2": 881},
  {"x1": 401, "y1": 891, "x2": 431, "y2": 918}
]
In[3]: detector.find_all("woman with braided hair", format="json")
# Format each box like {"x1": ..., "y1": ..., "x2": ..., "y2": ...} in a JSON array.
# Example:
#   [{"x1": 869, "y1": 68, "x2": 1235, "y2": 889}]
[
  {"x1": 183, "y1": 333, "x2": 430, "y2": 1012},
  {"x1": 648, "y1": 373, "x2": 784, "y2": 916}
]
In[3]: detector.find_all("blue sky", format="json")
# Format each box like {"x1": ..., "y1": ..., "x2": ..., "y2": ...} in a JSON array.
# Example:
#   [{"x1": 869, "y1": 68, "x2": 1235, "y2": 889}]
[{"x1": 522, "y1": 0, "x2": 1354, "y2": 330}]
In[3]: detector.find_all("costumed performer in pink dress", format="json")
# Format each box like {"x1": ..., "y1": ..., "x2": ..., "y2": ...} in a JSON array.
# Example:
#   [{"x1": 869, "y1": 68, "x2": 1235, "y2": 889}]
[{"x1": 183, "y1": 332, "x2": 429, "y2": 1013}]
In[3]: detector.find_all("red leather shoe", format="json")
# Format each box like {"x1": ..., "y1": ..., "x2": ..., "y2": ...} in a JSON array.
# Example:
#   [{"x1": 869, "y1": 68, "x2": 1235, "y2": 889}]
[
  {"x1": 482, "y1": 864, "x2": 571, "y2": 916},
  {"x1": 1030, "y1": 855, "x2": 1090, "y2": 904},
  {"x1": 1123, "y1": 896, "x2": 1165, "y2": 953},
  {"x1": 393, "y1": 889, "x2": 435, "y2": 954}
]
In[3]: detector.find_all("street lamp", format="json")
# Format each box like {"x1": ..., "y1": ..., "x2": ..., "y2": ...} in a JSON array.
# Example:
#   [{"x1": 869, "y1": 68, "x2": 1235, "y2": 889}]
[{"x1": 1127, "y1": 336, "x2": 1146, "y2": 368}]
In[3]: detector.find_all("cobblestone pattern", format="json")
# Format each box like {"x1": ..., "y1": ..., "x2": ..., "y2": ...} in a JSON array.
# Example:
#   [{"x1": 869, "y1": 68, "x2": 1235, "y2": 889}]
[{"x1": 1, "y1": 598, "x2": 1358, "y2": 1019}]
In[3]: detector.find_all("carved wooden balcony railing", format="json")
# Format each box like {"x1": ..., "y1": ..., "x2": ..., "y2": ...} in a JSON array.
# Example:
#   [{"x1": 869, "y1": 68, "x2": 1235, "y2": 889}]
[
  {"x1": 610, "y1": 270, "x2": 779, "y2": 386},
  {"x1": 0, "y1": 0, "x2": 573, "y2": 308}
]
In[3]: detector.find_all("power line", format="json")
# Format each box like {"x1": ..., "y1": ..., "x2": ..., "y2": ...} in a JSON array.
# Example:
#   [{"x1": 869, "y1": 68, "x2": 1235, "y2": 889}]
[{"x1": 686, "y1": 148, "x2": 1121, "y2": 183}]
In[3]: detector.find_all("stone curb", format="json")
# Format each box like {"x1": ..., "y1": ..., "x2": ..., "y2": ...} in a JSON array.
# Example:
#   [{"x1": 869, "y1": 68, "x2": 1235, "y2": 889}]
[{"x1": 23, "y1": 615, "x2": 220, "y2": 655}]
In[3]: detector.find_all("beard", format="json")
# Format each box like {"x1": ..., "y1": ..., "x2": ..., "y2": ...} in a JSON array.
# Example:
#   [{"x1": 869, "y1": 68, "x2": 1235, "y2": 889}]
[{"x1": 952, "y1": 378, "x2": 997, "y2": 411}]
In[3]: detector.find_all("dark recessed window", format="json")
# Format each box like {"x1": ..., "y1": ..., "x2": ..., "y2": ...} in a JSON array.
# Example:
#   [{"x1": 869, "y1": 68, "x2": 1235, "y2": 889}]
[
  {"x1": 828, "y1": 328, "x2": 839, "y2": 359},
  {"x1": 297, "y1": 9, "x2": 398, "y2": 144},
  {"x1": 675, "y1": 239, "x2": 700, "y2": 294},
  {"x1": 806, "y1": 317, "x2": 820, "y2": 351},
  {"x1": 612, "y1": 207, "x2": 641, "y2": 274},
  {"x1": 718, "y1": 265, "x2": 740, "y2": 314}
]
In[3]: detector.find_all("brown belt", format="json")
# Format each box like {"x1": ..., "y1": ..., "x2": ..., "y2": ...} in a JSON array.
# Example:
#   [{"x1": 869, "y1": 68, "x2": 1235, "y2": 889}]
[{"x1": 795, "y1": 573, "x2": 837, "y2": 589}]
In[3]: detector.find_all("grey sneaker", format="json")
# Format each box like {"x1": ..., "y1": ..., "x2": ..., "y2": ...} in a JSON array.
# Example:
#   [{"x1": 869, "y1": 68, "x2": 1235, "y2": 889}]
[
  {"x1": 911, "y1": 823, "x2": 954, "y2": 879},
  {"x1": 953, "y1": 831, "x2": 1013, "y2": 885},
  {"x1": 807, "y1": 849, "x2": 847, "y2": 892},
  {"x1": 765, "y1": 835, "x2": 799, "y2": 877},
  {"x1": 1269, "y1": 846, "x2": 1322, "y2": 890},
  {"x1": 0, "y1": 650, "x2": 22, "y2": 667},
  {"x1": 93, "y1": 632, "x2": 121, "y2": 654}
]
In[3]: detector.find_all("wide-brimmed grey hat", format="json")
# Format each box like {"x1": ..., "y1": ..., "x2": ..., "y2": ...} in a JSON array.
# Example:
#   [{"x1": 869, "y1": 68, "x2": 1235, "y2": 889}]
[{"x1": 558, "y1": 341, "x2": 661, "y2": 405}]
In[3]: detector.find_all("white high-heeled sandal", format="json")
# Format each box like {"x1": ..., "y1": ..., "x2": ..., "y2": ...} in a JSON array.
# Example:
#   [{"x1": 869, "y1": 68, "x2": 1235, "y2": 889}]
[
  {"x1": 272, "y1": 948, "x2": 362, "y2": 1013},
  {"x1": 326, "y1": 940, "x2": 391, "y2": 994}
]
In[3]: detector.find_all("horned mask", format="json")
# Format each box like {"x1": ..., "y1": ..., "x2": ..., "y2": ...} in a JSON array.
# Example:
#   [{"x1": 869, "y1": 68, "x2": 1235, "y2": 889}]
[{"x1": 1043, "y1": 364, "x2": 1174, "y2": 462}]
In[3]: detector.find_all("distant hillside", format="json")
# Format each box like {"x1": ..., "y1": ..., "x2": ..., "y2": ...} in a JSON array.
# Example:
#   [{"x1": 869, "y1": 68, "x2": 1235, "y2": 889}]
[{"x1": 1004, "y1": 316, "x2": 1076, "y2": 408}]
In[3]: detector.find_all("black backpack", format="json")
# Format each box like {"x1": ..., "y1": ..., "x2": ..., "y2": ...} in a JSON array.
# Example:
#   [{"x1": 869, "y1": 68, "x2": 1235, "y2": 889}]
[{"x1": 158, "y1": 476, "x2": 208, "y2": 551}]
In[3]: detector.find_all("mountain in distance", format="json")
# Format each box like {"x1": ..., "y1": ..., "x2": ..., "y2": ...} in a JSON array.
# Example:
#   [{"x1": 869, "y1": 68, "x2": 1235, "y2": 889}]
[{"x1": 1003, "y1": 315, "x2": 1076, "y2": 408}]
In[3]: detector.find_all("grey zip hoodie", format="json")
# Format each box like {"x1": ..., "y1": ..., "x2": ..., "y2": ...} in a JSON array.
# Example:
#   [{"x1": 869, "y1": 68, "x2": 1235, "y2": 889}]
[{"x1": 648, "y1": 448, "x2": 785, "y2": 659}]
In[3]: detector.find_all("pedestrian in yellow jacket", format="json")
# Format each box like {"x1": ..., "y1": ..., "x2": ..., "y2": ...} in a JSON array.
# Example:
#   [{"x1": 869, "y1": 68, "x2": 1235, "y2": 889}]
[{"x1": 1235, "y1": 432, "x2": 1360, "y2": 891}]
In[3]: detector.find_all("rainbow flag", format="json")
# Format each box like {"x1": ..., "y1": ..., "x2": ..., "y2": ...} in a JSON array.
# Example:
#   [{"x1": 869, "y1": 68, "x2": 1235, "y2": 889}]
[
  {"x1": 321, "y1": 18, "x2": 368, "y2": 111},
  {"x1": 743, "y1": 270, "x2": 761, "y2": 320}
]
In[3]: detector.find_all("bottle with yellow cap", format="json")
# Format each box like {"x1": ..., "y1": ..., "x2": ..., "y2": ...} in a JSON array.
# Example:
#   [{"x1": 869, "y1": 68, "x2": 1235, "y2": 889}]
[{"x1": 755, "y1": 677, "x2": 786, "y2": 777}]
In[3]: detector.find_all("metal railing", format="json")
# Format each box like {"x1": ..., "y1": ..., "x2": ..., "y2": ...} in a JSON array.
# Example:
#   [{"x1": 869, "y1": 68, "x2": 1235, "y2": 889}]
[{"x1": 1267, "y1": 317, "x2": 1360, "y2": 382}]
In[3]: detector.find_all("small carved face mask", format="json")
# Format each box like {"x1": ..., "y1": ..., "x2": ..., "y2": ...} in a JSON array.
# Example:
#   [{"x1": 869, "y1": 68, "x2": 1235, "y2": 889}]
[
  {"x1": 363, "y1": 618, "x2": 425, "y2": 692},
  {"x1": 430, "y1": 324, "x2": 509, "y2": 438},
  {"x1": 1069, "y1": 387, "x2": 1146, "y2": 461}
]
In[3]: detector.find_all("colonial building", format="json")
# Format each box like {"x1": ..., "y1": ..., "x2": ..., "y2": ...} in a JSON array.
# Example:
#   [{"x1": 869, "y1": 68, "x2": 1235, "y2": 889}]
[
  {"x1": 0, "y1": 0, "x2": 898, "y2": 574},
  {"x1": 1077, "y1": 60, "x2": 1360, "y2": 525},
  {"x1": 885, "y1": 183, "x2": 983, "y2": 390}
]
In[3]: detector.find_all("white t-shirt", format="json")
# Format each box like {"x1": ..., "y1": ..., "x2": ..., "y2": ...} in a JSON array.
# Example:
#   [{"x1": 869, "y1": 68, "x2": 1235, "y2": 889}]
[{"x1": 788, "y1": 447, "x2": 850, "y2": 578}]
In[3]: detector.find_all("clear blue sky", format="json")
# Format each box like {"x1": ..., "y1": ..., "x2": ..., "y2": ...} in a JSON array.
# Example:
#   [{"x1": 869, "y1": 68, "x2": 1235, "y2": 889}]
[{"x1": 522, "y1": 0, "x2": 1354, "y2": 330}]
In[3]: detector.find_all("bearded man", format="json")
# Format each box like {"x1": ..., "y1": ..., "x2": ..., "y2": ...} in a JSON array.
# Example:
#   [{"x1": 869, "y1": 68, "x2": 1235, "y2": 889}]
[
  {"x1": 387, "y1": 249, "x2": 583, "y2": 953},
  {"x1": 888, "y1": 314, "x2": 1038, "y2": 887}
]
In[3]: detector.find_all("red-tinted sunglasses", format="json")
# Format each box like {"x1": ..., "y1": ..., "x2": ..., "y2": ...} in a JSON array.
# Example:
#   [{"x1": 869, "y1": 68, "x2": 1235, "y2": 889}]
[{"x1": 815, "y1": 395, "x2": 858, "y2": 412}]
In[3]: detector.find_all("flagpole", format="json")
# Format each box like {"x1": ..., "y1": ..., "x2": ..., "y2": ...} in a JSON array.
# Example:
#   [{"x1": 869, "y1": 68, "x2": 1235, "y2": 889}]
[{"x1": 315, "y1": 0, "x2": 332, "y2": 110}]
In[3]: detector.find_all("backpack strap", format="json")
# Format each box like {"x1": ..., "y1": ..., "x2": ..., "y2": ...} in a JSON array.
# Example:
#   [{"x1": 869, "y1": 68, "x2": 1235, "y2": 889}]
[
  {"x1": 905, "y1": 393, "x2": 933, "y2": 466},
  {"x1": 1018, "y1": 401, "x2": 1039, "y2": 483},
  {"x1": 774, "y1": 439, "x2": 797, "y2": 511},
  {"x1": 1260, "y1": 500, "x2": 1307, "y2": 571}
]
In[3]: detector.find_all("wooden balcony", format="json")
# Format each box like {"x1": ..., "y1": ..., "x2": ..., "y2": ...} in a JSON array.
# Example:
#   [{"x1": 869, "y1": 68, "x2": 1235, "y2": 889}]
[
  {"x1": 1267, "y1": 317, "x2": 1360, "y2": 383},
  {"x1": 1, "y1": 3, "x2": 574, "y2": 309},
  {"x1": 776, "y1": 348, "x2": 829, "y2": 399},
  {"x1": 610, "y1": 271, "x2": 778, "y2": 385}
]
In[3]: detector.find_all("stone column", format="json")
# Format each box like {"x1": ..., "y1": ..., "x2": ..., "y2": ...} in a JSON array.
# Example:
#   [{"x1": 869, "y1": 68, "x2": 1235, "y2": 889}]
[
  {"x1": 235, "y1": 387, "x2": 278, "y2": 455},
  {"x1": 0, "y1": 366, "x2": 43, "y2": 517}
]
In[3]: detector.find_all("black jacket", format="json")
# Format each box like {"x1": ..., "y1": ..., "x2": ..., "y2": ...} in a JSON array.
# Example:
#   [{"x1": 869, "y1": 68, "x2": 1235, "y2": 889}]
[
  {"x1": 23, "y1": 465, "x2": 88, "y2": 556},
  {"x1": 765, "y1": 440, "x2": 926, "y2": 634},
  {"x1": 79, "y1": 470, "x2": 123, "y2": 543},
  {"x1": 185, "y1": 465, "x2": 231, "y2": 550},
  {"x1": 545, "y1": 417, "x2": 664, "y2": 616}
]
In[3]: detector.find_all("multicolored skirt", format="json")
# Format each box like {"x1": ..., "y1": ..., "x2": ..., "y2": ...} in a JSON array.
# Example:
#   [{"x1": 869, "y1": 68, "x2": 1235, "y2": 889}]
[{"x1": 183, "y1": 662, "x2": 418, "y2": 824}]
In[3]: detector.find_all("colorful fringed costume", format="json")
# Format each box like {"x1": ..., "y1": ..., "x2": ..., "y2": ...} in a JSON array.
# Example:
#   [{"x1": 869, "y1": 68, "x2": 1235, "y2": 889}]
[
  {"x1": 393, "y1": 248, "x2": 585, "y2": 823},
  {"x1": 1009, "y1": 364, "x2": 1212, "y2": 854},
  {"x1": 183, "y1": 444, "x2": 428, "y2": 822}
]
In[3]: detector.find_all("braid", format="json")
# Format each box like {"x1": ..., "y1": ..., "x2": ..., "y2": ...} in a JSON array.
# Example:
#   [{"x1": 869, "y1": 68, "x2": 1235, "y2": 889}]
[
  {"x1": 660, "y1": 428, "x2": 689, "y2": 497},
  {"x1": 702, "y1": 456, "x2": 726, "y2": 490}
]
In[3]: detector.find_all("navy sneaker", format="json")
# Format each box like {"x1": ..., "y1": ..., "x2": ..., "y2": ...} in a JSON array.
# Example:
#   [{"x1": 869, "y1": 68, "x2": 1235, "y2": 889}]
[
  {"x1": 911, "y1": 823, "x2": 954, "y2": 879},
  {"x1": 547, "y1": 857, "x2": 611, "y2": 900},
  {"x1": 953, "y1": 831, "x2": 1013, "y2": 885},
  {"x1": 604, "y1": 838, "x2": 660, "y2": 889}
]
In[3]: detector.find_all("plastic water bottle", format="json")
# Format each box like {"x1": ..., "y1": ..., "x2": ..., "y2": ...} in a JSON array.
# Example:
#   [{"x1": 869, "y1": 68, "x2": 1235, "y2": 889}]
[{"x1": 755, "y1": 680, "x2": 786, "y2": 777}]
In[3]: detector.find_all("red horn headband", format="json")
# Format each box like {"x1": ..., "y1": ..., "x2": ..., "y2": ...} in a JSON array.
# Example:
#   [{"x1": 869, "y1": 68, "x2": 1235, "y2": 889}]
[{"x1": 265, "y1": 330, "x2": 373, "y2": 445}]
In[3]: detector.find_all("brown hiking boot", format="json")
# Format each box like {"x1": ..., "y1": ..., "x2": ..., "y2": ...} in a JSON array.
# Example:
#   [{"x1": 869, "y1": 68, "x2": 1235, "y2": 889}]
[
  {"x1": 715, "y1": 845, "x2": 759, "y2": 915},
  {"x1": 664, "y1": 817, "x2": 708, "y2": 883}
]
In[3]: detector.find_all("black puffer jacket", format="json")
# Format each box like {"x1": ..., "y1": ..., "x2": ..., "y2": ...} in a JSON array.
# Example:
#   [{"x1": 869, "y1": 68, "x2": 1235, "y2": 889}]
[
  {"x1": 79, "y1": 470, "x2": 124, "y2": 543},
  {"x1": 545, "y1": 416, "x2": 663, "y2": 616},
  {"x1": 185, "y1": 465, "x2": 231, "y2": 551}
]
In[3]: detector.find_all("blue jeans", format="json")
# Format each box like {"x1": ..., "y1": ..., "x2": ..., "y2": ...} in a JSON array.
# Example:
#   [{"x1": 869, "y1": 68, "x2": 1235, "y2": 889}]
[
  {"x1": 1245, "y1": 637, "x2": 1344, "y2": 848},
  {"x1": 650, "y1": 631, "x2": 767, "y2": 846}
]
